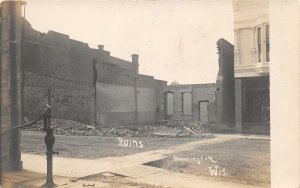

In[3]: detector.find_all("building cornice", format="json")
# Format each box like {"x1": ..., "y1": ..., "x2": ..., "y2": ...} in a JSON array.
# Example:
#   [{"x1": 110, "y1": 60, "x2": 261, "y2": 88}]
[{"x1": 234, "y1": 63, "x2": 269, "y2": 78}]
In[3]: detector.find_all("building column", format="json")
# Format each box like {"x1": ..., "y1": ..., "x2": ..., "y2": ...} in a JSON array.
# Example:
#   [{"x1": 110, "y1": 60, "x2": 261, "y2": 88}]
[
  {"x1": 1, "y1": 0, "x2": 25, "y2": 171},
  {"x1": 234, "y1": 78, "x2": 242, "y2": 133}
]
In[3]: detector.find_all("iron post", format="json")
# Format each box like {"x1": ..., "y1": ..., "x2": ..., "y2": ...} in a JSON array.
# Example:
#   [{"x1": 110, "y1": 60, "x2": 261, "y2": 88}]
[{"x1": 42, "y1": 89, "x2": 58, "y2": 188}]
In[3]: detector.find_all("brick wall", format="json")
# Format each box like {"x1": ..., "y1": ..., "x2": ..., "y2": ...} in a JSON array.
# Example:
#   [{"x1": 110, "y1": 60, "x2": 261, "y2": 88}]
[
  {"x1": 23, "y1": 72, "x2": 95, "y2": 123},
  {"x1": 22, "y1": 22, "x2": 167, "y2": 125},
  {"x1": 96, "y1": 82, "x2": 165, "y2": 125},
  {"x1": 216, "y1": 38, "x2": 235, "y2": 129},
  {"x1": 164, "y1": 84, "x2": 216, "y2": 122}
]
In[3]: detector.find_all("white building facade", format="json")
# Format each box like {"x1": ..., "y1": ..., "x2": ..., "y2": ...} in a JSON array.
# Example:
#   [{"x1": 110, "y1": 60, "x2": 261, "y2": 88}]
[{"x1": 233, "y1": 0, "x2": 270, "y2": 133}]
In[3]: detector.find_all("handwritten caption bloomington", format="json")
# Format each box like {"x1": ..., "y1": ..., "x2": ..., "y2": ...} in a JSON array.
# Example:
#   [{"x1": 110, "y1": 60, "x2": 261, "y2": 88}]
[
  {"x1": 116, "y1": 138, "x2": 228, "y2": 177},
  {"x1": 173, "y1": 155, "x2": 229, "y2": 176}
]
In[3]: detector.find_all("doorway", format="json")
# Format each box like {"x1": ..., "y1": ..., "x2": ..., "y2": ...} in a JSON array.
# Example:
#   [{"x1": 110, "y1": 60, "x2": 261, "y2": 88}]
[{"x1": 198, "y1": 100, "x2": 209, "y2": 122}]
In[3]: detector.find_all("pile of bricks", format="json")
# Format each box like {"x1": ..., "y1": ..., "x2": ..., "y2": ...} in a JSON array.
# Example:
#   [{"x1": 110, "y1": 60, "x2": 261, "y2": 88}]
[
  {"x1": 24, "y1": 119, "x2": 160, "y2": 137},
  {"x1": 24, "y1": 119, "x2": 212, "y2": 137}
]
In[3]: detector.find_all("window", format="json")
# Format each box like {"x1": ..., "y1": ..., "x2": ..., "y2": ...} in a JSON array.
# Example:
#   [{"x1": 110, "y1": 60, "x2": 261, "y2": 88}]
[
  {"x1": 257, "y1": 26, "x2": 262, "y2": 62},
  {"x1": 256, "y1": 24, "x2": 269, "y2": 63},
  {"x1": 242, "y1": 77, "x2": 270, "y2": 124},
  {"x1": 164, "y1": 92, "x2": 174, "y2": 115},
  {"x1": 182, "y1": 93, "x2": 192, "y2": 115},
  {"x1": 266, "y1": 25, "x2": 270, "y2": 62}
]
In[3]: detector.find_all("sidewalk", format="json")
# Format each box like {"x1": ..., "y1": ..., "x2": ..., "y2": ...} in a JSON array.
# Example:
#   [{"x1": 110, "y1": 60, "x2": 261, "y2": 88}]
[
  {"x1": 1, "y1": 165, "x2": 264, "y2": 188},
  {"x1": 1, "y1": 170, "x2": 67, "y2": 188},
  {"x1": 216, "y1": 133, "x2": 270, "y2": 140},
  {"x1": 1, "y1": 170, "x2": 111, "y2": 188}
]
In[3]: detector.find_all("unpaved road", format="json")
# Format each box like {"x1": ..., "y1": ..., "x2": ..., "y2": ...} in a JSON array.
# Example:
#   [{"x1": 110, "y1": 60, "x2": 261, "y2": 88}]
[
  {"x1": 20, "y1": 131, "x2": 270, "y2": 187},
  {"x1": 20, "y1": 130, "x2": 206, "y2": 158},
  {"x1": 145, "y1": 138, "x2": 270, "y2": 187}
]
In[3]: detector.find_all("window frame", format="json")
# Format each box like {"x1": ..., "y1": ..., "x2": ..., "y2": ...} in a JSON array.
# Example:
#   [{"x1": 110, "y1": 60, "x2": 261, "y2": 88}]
[
  {"x1": 256, "y1": 26, "x2": 262, "y2": 63},
  {"x1": 265, "y1": 24, "x2": 270, "y2": 62},
  {"x1": 182, "y1": 92, "x2": 192, "y2": 116},
  {"x1": 255, "y1": 23, "x2": 270, "y2": 63}
]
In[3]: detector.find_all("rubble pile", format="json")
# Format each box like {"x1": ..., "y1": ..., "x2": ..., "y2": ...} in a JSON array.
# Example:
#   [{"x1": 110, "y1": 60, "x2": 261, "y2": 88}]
[
  {"x1": 24, "y1": 119, "x2": 213, "y2": 137},
  {"x1": 24, "y1": 119, "x2": 160, "y2": 137},
  {"x1": 166, "y1": 121, "x2": 214, "y2": 133},
  {"x1": 99, "y1": 126, "x2": 159, "y2": 137}
]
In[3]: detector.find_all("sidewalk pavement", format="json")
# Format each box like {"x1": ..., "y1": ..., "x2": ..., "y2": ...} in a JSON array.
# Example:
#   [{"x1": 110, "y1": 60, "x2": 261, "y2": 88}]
[
  {"x1": 1, "y1": 170, "x2": 110, "y2": 188},
  {"x1": 1, "y1": 165, "x2": 264, "y2": 188},
  {"x1": 214, "y1": 133, "x2": 270, "y2": 140}
]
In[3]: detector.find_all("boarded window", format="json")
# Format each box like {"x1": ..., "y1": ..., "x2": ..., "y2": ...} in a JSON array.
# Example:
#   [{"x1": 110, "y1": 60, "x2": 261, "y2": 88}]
[
  {"x1": 165, "y1": 92, "x2": 174, "y2": 115},
  {"x1": 182, "y1": 93, "x2": 192, "y2": 115},
  {"x1": 199, "y1": 102, "x2": 208, "y2": 122}
]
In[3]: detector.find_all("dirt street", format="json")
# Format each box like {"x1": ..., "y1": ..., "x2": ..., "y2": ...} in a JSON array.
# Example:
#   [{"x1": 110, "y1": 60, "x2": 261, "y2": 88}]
[{"x1": 20, "y1": 131, "x2": 270, "y2": 188}]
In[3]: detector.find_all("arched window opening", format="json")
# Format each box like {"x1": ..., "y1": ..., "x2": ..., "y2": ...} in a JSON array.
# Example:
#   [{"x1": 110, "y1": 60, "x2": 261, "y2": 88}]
[
  {"x1": 182, "y1": 92, "x2": 192, "y2": 115},
  {"x1": 164, "y1": 92, "x2": 174, "y2": 115}
]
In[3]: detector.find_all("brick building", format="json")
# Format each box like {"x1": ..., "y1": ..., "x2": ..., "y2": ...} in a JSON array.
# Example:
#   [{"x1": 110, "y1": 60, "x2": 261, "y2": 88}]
[{"x1": 21, "y1": 18, "x2": 167, "y2": 125}]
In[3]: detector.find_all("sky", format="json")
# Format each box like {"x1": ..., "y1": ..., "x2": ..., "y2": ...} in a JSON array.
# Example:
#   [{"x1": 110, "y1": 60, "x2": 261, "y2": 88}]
[{"x1": 24, "y1": 0, "x2": 234, "y2": 84}]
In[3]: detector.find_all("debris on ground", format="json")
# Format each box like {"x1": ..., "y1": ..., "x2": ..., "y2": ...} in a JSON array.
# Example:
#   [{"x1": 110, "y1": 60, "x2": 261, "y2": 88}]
[
  {"x1": 24, "y1": 119, "x2": 214, "y2": 137},
  {"x1": 153, "y1": 129, "x2": 184, "y2": 137},
  {"x1": 74, "y1": 172, "x2": 170, "y2": 188}
]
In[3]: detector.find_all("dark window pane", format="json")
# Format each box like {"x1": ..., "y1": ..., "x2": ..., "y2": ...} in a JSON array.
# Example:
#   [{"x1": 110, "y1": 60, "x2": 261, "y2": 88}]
[
  {"x1": 266, "y1": 25, "x2": 270, "y2": 62},
  {"x1": 257, "y1": 27, "x2": 262, "y2": 62},
  {"x1": 242, "y1": 77, "x2": 270, "y2": 124}
]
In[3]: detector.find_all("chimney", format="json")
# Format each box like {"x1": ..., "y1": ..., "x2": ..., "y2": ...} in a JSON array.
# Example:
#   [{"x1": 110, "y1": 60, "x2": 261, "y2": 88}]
[
  {"x1": 132, "y1": 54, "x2": 139, "y2": 64},
  {"x1": 131, "y1": 54, "x2": 139, "y2": 73},
  {"x1": 98, "y1": 45, "x2": 104, "y2": 50}
]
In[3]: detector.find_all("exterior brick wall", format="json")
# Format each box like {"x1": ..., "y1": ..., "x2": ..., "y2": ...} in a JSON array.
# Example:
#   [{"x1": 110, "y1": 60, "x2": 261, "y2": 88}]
[
  {"x1": 164, "y1": 84, "x2": 216, "y2": 122},
  {"x1": 22, "y1": 20, "x2": 167, "y2": 125},
  {"x1": 24, "y1": 72, "x2": 95, "y2": 123}
]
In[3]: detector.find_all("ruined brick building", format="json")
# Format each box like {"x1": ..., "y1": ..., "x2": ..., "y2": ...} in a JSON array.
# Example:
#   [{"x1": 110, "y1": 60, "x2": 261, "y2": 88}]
[
  {"x1": 163, "y1": 83, "x2": 216, "y2": 123},
  {"x1": 0, "y1": 0, "x2": 233, "y2": 172},
  {"x1": 2, "y1": 0, "x2": 299, "y2": 175},
  {"x1": 215, "y1": 38, "x2": 235, "y2": 131},
  {"x1": 22, "y1": 20, "x2": 168, "y2": 125},
  {"x1": 1, "y1": 1, "x2": 217, "y2": 130},
  {"x1": 21, "y1": 18, "x2": 219, "y2": 126}
]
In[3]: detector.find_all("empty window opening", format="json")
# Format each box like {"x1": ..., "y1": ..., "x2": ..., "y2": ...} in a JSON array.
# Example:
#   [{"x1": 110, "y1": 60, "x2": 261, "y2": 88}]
[
  {"x1": 164, "y1": 92, "x2": 174, "y2": 115},
  {"x1": 182, "y1": 93, "x2": 192, "y2": 115}
]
